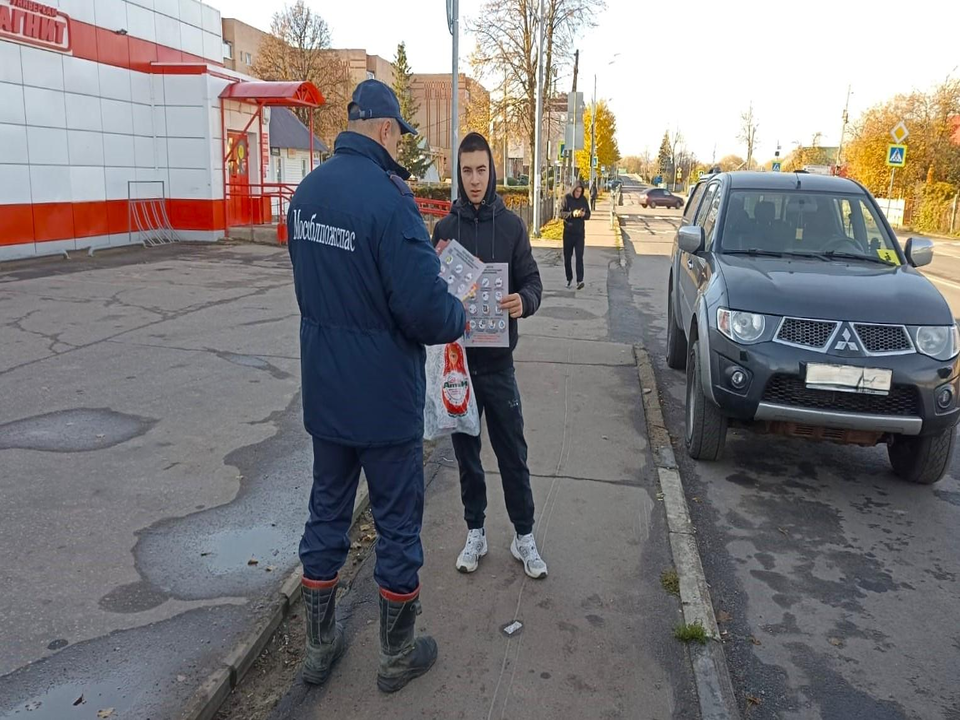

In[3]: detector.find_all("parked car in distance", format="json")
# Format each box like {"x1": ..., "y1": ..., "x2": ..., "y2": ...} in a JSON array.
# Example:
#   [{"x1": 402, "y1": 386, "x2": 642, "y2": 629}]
[
  {"x1": 643, "y1": 188, "x2": 684, "y2": 209},
  {"x1": 666, "y1": 172, "x2": 959, "y2": 484}
]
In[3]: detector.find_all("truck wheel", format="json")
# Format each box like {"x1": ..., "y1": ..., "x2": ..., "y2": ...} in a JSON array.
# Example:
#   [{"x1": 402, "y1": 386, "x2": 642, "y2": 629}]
[
  {"x1": 888, "y1": 428, "x2": 956, "y2": 484},
  {"x1": 685, "y1": 338, "x2": 727, "y2": 461},
  {"x1": 666, "y1": 284, "x2": 687, "y2": 370}
]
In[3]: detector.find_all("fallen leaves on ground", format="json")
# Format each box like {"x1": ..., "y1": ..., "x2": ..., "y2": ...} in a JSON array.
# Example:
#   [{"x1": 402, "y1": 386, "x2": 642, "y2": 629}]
[
  {"x1": 717, "y1": 610, "x2": 732, "y2": 623},
  {"x1": 247, "y1": 558, "x2": 259, "y2": 566},
  {"x1": 97, "y1": 710, "x2": 115, "y2": 719},
  {"x1": 750, "y1": 636, "x2": 762, "y2": 646},
  {"x1": 746, "y1": 695, "x2": 762, "y2": 706},
  {"x1": 73, "y1": 695, "x2": 84, "y2": 706}
]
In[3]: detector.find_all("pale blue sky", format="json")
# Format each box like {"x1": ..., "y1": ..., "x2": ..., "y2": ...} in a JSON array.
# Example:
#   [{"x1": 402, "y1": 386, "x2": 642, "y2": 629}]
[{"x1": 221, "y1": 0, "x2": 960, "y2": 161}]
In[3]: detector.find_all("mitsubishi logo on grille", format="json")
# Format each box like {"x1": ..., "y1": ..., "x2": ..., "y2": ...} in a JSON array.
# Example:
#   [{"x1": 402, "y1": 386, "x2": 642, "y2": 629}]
[{"x1": 835, "y1": 327, "x2": 859, "y2": 352}]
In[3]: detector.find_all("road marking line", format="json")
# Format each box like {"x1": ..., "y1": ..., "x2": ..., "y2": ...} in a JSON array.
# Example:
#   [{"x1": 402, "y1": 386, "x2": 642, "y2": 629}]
[{"x1": 926, "y1": 275, "x2": 960, "y2": 291}]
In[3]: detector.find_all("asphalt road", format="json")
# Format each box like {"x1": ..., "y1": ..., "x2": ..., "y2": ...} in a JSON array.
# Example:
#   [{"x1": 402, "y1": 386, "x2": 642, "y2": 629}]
[
  {"x1": 0, "y1": 245, "x2": 313, "y2": 719},
  {"x1": 615, "y1": 176, "x2": 960, "y2": 720}
]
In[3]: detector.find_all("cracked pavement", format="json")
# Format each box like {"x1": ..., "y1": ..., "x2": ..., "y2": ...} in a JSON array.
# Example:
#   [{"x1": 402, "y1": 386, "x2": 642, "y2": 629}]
[{"x1": 0, "y1": 244, "x2": 312, "y2": 719}]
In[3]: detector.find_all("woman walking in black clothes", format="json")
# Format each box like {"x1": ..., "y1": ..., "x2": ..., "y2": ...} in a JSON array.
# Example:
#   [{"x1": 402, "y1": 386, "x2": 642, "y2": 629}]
[{"x1": 560, "y1": 181, "x2": 591, "y2": 289}]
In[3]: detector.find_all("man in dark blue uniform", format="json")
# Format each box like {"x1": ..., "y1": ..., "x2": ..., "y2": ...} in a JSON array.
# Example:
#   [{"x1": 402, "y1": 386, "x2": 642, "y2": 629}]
[{"x1": 287, "y1": 80, "x2": 466, "y2": 693}]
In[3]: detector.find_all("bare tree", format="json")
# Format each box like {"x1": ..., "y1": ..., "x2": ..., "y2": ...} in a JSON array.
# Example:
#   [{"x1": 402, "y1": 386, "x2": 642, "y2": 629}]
[
  {"x1": 468, "y1": 0, "x2": 605, "y2": 173},
  {"x1": 253, "y1": 1, "x2": 351, "y2": 148},
  {"x1": 738, "y1": 103, "x2": 759, "y2": 170}
]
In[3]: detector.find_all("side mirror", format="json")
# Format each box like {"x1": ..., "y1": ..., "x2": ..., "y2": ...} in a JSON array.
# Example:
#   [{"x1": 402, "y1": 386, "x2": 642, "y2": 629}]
[
  {"x1": 678, "y1": 225, "x2": 705, "y2": 254},
  {"x1": 905, "y1": 237, "x2": 934, "y2": 268}
]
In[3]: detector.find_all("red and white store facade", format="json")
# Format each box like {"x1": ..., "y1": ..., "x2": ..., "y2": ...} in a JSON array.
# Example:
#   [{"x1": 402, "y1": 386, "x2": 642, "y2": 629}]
[{"x1": 0, "y1": 0, "x2": 316, "y2": 261}]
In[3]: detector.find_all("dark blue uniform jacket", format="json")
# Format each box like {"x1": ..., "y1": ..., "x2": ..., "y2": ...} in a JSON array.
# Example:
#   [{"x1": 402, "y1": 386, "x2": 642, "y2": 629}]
[{"x1": 287, "y1": 132, "x2": 466, "y2": 446}]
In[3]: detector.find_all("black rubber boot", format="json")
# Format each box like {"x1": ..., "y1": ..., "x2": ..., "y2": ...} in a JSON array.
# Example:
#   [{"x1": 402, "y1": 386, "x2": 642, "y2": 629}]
[
  {"x1": 301, "y1": 575, "x2": 346, "y2": 685},
  {"x1": 377, "y1": 587, "x2": 438, "y2": 693}
]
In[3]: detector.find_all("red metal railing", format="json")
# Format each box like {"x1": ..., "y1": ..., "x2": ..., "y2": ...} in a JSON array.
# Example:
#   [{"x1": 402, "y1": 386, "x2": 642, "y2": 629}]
[
  {"x1": 225, "y1": 182, "x2": 298, "y2": 243},
  {"x1": 225, "y1": 191, "x2": 447, "y2": 245},
  {"x1": 416, "y1": 198, "x2": 452, "y2": 217}
]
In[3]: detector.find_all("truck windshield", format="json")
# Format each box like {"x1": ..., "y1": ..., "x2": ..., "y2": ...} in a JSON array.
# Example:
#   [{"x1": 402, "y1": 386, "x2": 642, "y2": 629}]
[{"x1": 719, "y1": 190, "x2": 901, "y2": 264}]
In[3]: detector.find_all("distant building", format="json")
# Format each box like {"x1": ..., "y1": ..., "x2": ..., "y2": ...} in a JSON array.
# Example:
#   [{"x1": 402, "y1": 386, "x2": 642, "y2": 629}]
[
  {"x1": 270, "y1": 108, "x2": 330, "y2": 186},
  {"x1": 221, "y1": 18, "x2": 267, "y2": 72},
  {"x1": 409, "y1": 74, "x2": 490, "y2": 180},
  {"x1": 321, "y1": 49, "x2": 394, "y2": 89}
]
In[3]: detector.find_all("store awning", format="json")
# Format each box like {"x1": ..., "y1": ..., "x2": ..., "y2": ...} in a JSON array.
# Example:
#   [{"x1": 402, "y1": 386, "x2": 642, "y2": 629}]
[{"x1": 220, "y1": 81, "x2": 325, "y2": 108}]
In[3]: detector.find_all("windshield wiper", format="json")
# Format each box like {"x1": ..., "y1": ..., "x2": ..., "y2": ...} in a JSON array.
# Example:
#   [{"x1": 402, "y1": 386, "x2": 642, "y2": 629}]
[
  {"x1": 818, "y1": 251, "x2": 898, "y2": 267},
  {"x1": 723, "y1": 249, "x2": 784, "y2": 258}
]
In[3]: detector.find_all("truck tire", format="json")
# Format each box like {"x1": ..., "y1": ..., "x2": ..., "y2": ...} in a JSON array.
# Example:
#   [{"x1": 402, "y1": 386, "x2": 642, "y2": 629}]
[
  {"x1": 685, "y1": 338, "x2": 727, "y2": 461},
  {"x1": 888, "y1": 428, "x2": 956, "y2": 485},
  {"x1": 666, "y1": 283, "x2": 687, "y2": 370}
]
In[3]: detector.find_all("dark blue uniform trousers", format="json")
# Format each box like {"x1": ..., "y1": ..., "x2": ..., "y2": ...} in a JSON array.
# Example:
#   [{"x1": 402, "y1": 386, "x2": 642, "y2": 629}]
[{"x1": 300, "y1": 437, "x2": 424, "y2": 595}]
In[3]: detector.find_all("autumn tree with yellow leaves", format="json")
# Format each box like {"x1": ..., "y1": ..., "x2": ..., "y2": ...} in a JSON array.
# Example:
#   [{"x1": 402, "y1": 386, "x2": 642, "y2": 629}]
[{"x1": 574, "y1": 101, "x2": 619, "y2": 181}]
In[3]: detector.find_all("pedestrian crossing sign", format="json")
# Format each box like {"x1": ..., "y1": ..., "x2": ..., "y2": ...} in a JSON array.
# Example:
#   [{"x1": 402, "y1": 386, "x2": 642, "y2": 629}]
[
  {"x1": 772, "y1": 161, "x2": 781, "y2": 172},
  {"x1": 887, "y1": 144, "x2": 907, "y2": 167}
]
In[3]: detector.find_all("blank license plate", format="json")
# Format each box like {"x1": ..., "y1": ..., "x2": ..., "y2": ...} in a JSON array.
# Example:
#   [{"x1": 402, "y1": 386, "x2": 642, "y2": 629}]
[{"x1": 806, "y1": 363, "x2": 892, "y2": 395}]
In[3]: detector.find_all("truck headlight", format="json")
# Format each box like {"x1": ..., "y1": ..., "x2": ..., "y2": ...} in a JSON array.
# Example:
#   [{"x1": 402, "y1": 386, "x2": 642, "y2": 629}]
[
  {"x1": 717, "y1": 308, "x2": 766, "y2": 344},
  {"x1": 914, "y1": 325, "x2": 960, "y2": 361}
]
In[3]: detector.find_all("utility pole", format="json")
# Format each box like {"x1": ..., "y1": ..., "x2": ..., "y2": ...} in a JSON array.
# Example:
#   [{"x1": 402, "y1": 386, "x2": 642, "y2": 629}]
[
  {"x1": 502, "y1": 69, "x2": 509, "y2": 180},
  {"x1": 545, "y1": 66, "x2": 552, "y2": 192},
  {"x1": 568, "y1": 50, "x2": 579, "y2": 187},
  {"x1": 589, "y1": 73, "x2": 597, "y2": 190},
  {"x1": 447, "y1": 0, "x2": 459, "y2": 202},
  {"x1": 531, "y1": 0, "x2": 546, "y2": 237},
  {"x1": 670, "y1": 125, "x2": 680, "y2": 191},
  {"x1": 835, "y1": 84, "x2": 852, "y2": 175}
]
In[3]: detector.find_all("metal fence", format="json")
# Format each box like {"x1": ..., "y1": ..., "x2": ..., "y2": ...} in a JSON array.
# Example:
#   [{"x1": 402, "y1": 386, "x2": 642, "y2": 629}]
[
  {"x1": 514, "y1": 196, "x2": 556, "y2": 231},
  {"x1": 902, "y1": 193, "x2": 960, "y2": 236},
  {"x1": 419, "y1": 196, "x2": 556, "y2": 237}
]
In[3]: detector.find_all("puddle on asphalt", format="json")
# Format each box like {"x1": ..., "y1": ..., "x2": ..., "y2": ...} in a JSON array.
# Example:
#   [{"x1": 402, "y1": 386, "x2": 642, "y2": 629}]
[
  {"x1": 0, "y1": 409, "x2": 156, "y2": 453},
  {"x1": 0, "y1": 678, "x2": 136, "y2": 719},
  {"x1": 193, "y1": 524, "x2": 291, "y2": 575}
]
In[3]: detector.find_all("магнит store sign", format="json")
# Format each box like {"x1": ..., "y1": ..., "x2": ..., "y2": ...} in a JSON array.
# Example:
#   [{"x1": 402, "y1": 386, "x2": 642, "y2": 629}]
[{"x1": 0, "y1": 0, "x2": 72, "y2": 53}]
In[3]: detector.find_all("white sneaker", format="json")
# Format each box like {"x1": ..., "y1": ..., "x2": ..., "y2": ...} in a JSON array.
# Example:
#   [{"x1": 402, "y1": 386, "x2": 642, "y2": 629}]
[
  {"x1": 510, "y1": 533, "x2": 548, "y2": 579},
  {"x1": 456, "y1": 529, "x2": 488, "y2": 573}
]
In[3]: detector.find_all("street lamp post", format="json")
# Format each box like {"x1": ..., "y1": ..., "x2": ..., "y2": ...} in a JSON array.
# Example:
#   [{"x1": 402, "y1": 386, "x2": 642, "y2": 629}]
[
  {"x1": 447, "y1": 0, "x2": 459, "y2": 202},
  {"x1": 588, "y1": 55, "x2": 617, "y2": 191}
]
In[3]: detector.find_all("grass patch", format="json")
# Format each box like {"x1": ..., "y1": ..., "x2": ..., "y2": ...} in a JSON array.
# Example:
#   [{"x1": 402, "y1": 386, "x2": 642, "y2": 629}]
[
  {"x1": 535, "y1": 218, "x2": 565, "y2": 242},
  {"x1": 660, "y1": 569, "x2": 680, "y2": 597},
  {"x1": 674, "y1": 620, "x2": 708, "y2": 645}
]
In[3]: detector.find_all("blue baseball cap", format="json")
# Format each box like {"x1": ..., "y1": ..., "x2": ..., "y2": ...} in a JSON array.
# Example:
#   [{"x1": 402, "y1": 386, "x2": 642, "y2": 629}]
[{"x1": 348, "y1": 79, "x2": 417, "y2": 135}]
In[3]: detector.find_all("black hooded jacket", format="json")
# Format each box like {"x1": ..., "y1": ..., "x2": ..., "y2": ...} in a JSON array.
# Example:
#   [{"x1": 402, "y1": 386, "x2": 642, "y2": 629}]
[
  {"x1": 432, "y1": 133, "x2": 543, "y2": 375},
  {"x1": 560, "y1": 184, "x2": 591, "y2": 238}
]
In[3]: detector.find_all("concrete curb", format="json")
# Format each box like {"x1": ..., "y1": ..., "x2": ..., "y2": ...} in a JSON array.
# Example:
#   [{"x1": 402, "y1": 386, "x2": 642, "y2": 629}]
[
  {"x1": 613, "y1": 211, "x2": 626, "y2": 269},
  {"x1": 178, "y1": 478, "x2": 371, "y2": 720},
  {"x1": 633, "y1": 345, "x2": 741, "y2": 720}
]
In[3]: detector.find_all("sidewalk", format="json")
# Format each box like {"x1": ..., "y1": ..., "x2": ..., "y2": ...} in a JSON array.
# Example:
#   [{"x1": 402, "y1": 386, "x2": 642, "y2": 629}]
[{"x1": 270, "y1": 237, "x2": 700, "y2": 718}]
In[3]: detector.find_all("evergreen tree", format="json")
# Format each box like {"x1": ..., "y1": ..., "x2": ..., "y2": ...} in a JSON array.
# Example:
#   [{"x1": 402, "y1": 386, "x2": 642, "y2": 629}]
[
  {"x1": 657, "y1": 131, "x2": 672, "y2": 177},
  {"x1": 392, "y1": 42, "x2": 432, "y2": 178}
]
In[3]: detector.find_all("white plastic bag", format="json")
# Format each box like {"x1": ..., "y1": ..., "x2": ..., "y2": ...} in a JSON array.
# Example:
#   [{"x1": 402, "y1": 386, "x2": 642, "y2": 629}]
[{"x1": 423, "y1": 339, "x2": 481, "y2": 440}]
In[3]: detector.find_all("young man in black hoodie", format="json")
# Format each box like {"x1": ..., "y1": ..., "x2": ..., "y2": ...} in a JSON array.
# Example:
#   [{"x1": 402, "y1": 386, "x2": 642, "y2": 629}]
[
  {"x1": 432, "y1": 132, "x2": 547, "y2": 579},
  {"x1": 560, "y1": 182, "x2": 592, "y2": 289}
]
